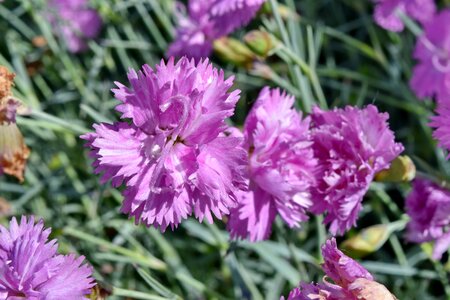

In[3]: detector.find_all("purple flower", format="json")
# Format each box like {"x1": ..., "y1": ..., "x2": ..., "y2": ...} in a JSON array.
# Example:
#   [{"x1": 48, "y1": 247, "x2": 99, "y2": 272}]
[
  {"x1": 321, "y1": 239, "x2": 373, "y2": 287},
  {"x1": 209, "y1": 0, "x2": 266, "y2": 38},
  {"x1": 47, "y1": 0, "x2": 102, "y2": 53},
  {"x1": 410, "y1": 9, "x2": 450, "y2": 102},
  {"x1": 227, "y1": 88, "x2": 316, "y2": 241},
  {"x1": 82, "y1": 57, "x2": 247, "y2": 231},
  {"x1": 168, "y1": 1, "x2": 215, "y2": 60},
  {"x1": 0, "y1": 216, "x2": 95, "y2": 298},
  {"x1": 168, "y1": 0, "x2": 266, "y2": 60},
  {"x1": 310, "y1": 105, "x2": 404, "y2": 235},
  {"x1": 282, "y1": 238, "x2": 397, "y2": 300},
  {"x1": 430, "y1": 102, "x2": 450, "y2": 158},
  {"x1": 406, "y1": 179, "x2": 450, "y2": 259},
  {"x1": 373, "y1": 0, "x2": 436, "y2": 32}
]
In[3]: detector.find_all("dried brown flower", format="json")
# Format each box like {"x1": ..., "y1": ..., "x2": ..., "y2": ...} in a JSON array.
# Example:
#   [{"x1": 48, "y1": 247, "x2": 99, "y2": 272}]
[
  {"x1": 0, "y1": 65, "x2": 30, "y2": 182},
  {"x1": 0, "y1": 65, "x2": 15, "y2": 101}
]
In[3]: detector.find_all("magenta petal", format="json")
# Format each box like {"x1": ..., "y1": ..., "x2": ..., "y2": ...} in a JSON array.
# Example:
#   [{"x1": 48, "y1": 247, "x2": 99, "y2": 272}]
[
  {"x1": 311, "y1": 105, "x2": 403, "y2": 235},
  {"x1": 430, "y1": 102, "x2": 450, "y2": 158},
  {"x1": 0, "y1": 216, "x2": 94, "y2": 298},
  {"x1": 168, "y1": 0, "x2": 265, "y2": 59},
  {"x1": 373, "y1": 0, "x2": 405, "y2": 32},
  {"x1": 433, "y1": 232, "x2": 450, "y2": 260},
  {"x1": 228, "y1": 187, "x2": 277, "y2": 242},
  {"x1": 409, "y1": 10, "x2": 450, "y2": 102},
  {"x1": 83, "y1": 57, "x2": 247, "y2": 231},
  {"x1": 372, "y1": 0, "x2": 436, "y2": 32},
  {"x1": 47, "y1": 0, "x2": 102, "y2": 53},
  {"x1": 406, "y1": 179, "x2": 450, "y2": 259},
  {"x1": 321, "y1": 238, "x2": 374, "y2": 288},
  {"x1": 228, "y1": 87, "x2": 316, "y2": 241}
]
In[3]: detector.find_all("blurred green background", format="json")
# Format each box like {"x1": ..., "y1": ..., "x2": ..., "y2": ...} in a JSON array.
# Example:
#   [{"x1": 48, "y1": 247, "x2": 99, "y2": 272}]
[{"x1": 1, "y1": 0, "x2": 450, "y2": 299}]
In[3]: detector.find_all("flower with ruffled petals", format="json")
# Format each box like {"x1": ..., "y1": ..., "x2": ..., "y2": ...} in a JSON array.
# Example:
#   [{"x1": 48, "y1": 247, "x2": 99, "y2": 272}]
[
  {"x1": 168, "y1": 0, "x2": 265, "y2": 60},
  {"x1": 372, "y1": 0, "x2": 436, "y2": 32},
  {"x1": 282, "y1": 238, "x2": 397, "y2": 300},
  {"x1": 227, "y1": 88, "x2": 316, "y2": 242},
  {"x1": 0, "y1": 66, "x2": 30, "y2": 182},
  {"x1": 406, "y1": 179, "x2": 450, "y2": 259},
  {"x1": 0, "y1": 216, "x2": 95, "y2": 298},
  {"x1": 47, "y1": 0, "x2": 102, "y2": 53},
  {"x1": 430, "y1": 102, "x2": 450, "y2": 158},
  {"x1": 168, "y1": 1, "x2": 215, "y2": 60},
  {"x1": 82, "y1": 57, "x2": 247, "y2": 231},
  {"x1": 410, "y1": 9, "x2": 450, "y2": 102},
  {"x1": 310, "y1": 105, "x2": 404, "y2": 235}
]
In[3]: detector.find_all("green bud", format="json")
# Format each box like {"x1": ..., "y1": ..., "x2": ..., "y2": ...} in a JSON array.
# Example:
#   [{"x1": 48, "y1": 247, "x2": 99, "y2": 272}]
[
  {"x1": 375, "y1": 155, "x2": 416, "y2": 182},
  {"x1": 213, "y1": 37, "x2": 255, "y2": 68},
  {"x1": 421, "y1": 242, "x2": 434, "y2": 258},
  {"x1": 260, "y1": 2, "x2": 300, "y2": 21},
  {"x1": 244, "y1": 30, "x2": 275, "y2": 57},
  {"x1": 342, "y1": 222, "x2": 405, "y2": 258}
]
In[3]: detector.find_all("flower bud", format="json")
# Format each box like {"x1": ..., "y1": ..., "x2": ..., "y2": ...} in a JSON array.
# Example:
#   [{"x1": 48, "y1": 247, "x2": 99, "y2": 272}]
[
  {"x1": 375, "y1": 155, "x2": 416, "y2": 182},
  {"x1": 244, "y1": 30, "x2": 275, "y2": 57},
  {"x1": 341, "y1": 222, "x2": 404, "y2": 258},
  {"x1": 213, "y1": 37, "x2": 255, "y2": 68}
]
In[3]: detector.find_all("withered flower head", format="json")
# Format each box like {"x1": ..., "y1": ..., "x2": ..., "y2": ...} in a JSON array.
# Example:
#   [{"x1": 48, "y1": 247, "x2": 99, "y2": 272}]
[
  {"x1": 0, "y1": 65, "x2": 30, "y2": 182},
  {"x1": 0, "y1": 66, "x2": 15, "y2": 101}
]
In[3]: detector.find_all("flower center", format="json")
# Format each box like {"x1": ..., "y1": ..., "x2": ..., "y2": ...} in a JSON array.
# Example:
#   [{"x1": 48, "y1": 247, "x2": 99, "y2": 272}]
[{"x1": 149, "y1": 144, "x2": 162, "y2": 158}]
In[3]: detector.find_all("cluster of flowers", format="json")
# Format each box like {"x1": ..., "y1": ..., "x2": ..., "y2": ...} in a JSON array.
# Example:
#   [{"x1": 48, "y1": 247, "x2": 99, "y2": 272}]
[
  {"x1": 168, "y1": 0, "x2": 266, "y2": 60},
  {"x1": 373, "y1": 0, "x2": 450, "y2": 259},
  {"x1": 373, "y1": 0, "x2": 450, "y2": 157},
  {"x1": 82, "y1": 57, "x2": 404, "y2": 242},
  {"x1": 282, "y1": 239, "x2": 397, "y2": 300},
  {"x1": 0, "y1": 216, "x2": 94, "y2": 298},
  {"x1": 43, "y1": 0, "x2": 267, "y2": 57}
]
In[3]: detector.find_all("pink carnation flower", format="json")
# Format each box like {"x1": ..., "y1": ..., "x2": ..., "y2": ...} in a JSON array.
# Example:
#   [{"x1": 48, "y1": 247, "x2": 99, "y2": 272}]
[
  {"x1": 310, "y1": 105, "x2": 403, "y2": 235},
  {"x1": 406, "y1": 179, "x2": 450, "y2": 260},
  {"x1": 0, "y1": 216, "x2": 95, "y2": 298},
  {"x1": 282, "y1": 239, "x2": 396, "y2": 300},
  {"x1": 82, "y1": 57, "x2": 247, "y2": 231},
  {"x1": 430, "y1": 102, "x2": 450, "y2": 158},
  {"x1": 48, "y1": 0, "x2": 103, "y2": 53},
  {"x1": 168, "y1": 1, "x2": 215, "y2": 60},
  {"x1": 373, "y1": 0, "x2": 436, "y2": 32},
  {"x1": 410, "y1": 9, "x2": 450, "y2": 102},
  {"x1": 168, "y1": 0, "x2": 266, "y2": 60},
  {"x1": 227, "y1": 88, "x2": 316, "y2": 241}
]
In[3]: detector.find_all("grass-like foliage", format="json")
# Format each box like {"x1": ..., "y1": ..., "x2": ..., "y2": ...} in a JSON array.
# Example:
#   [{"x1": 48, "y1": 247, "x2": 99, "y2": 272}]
[{"x1": 1, "y1": 0, "x2": 450, "y2": 299}]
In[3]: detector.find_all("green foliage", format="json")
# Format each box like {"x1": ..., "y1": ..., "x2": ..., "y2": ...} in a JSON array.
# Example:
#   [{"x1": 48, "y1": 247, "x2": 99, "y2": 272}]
[{"x1": 0, "y1": 0, "x2": 449, "y2": 299}]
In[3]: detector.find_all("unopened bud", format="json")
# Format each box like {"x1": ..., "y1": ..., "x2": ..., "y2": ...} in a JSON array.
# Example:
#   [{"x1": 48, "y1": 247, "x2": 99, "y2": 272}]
[
  {"x1": 213, "y1": 37, "x2": 255, "y2": 68},
  {"x1": 375, "y1": 155, "x2": 416, "y2": 182},
  {"x1": 260, "y1": 2, "x2": 300, "y2": 21},
  {"x1": 244, "y1": 30, "x2": 275, "y2": 57},
  {"x1": 342, "y1": 222, "x2": 405, "y2": 258}
]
